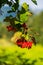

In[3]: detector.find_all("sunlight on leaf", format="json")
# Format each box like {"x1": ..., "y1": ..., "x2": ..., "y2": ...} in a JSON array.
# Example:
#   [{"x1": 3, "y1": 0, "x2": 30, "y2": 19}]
[{"x1": 22, "y1": 3, "x2": 29, "y2": 11}]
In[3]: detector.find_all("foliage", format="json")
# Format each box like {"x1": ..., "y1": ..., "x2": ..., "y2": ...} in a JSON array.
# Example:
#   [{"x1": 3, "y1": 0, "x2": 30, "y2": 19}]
[
  {"x1": 0, "y1": 0, "x2": 37, "y2": 47},
  {"x1": 0, "y1": 11, "x2": 43, "y2": 45},
  {"x1": 0, "y1": 0, "x2": 37, "y2": 8},
  {"x1": 0, "y1": 0, "x2": 12, "y2": 8},
  {"x1": 4, "y1": 2, "x2": 32, "y2": 25},
  {"x1": 3, "y1": 1, "x2": 34, "y2": 47},
  {"x1": 0, "y1": 44, "x2": 43, "y2": 65}
]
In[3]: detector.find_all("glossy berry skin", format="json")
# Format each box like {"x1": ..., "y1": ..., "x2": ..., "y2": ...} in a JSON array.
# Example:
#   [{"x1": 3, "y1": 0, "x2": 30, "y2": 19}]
[
  {"x1": 27, "y1": 41, "x2": 32, "y2": 48},
  {"x1": 21, "y1": 42, "x2": 27, "y2": 48},
  {"x1": 17, "y1": 39, "x2": 32, "y2": 48},
  {"x1": 17, "y1": 41, "x2": 32, "y2": 48},
  {"x1": 6, "y1": 25, "x2": 13, "y2": 31},
  {"x1": 21, "y1": 41, "x2": 32, "y2": 48}
]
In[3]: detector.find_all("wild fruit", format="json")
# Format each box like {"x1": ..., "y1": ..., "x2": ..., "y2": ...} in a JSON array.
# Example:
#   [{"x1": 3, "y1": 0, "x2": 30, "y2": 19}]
[
  {"x1": 27, "y1": 41, "x2": 32, "y2": 48},
  {"x1": 6, "y1": 25, "x2": 13, "y2": 31},
  {"x1": 17, "y1": 39, "x2": 22, "y2": 46},
  {"x1": 22, "y1": 23, "x2": 27, "y2": 28},
  {"x1": 21, "y1": 42, "x2": 27, "y2": 48}
]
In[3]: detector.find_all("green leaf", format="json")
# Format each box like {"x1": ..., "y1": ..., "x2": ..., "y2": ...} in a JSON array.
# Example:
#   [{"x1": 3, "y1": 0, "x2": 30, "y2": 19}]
[
  {"x1": 20, "y1": 13, "x2": 28, "y2": 23},
  {"x1": 31, "y1": 0, "x2": 37, "y2": 5},
  {"x1": 20, "y1": 12, "x2": 31, "y2": 23},
  {"x1": 12, "y1": 3, "x2": 19, "y2": 12},
  {"x1": 22, "y1": 3, "x2": 29, "y2": 11},
  {"x1": 14, "y1": 21, "x2": 20, "y2": 24},
  {"x1": 25, "y1": 34, "x2": 29, "y2": 41}
]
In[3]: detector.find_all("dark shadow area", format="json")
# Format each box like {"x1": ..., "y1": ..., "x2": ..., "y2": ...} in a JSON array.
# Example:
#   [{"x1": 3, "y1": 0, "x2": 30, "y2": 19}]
[{"x1": 39, "y1": 58, "x2": 43, "y2": 62}]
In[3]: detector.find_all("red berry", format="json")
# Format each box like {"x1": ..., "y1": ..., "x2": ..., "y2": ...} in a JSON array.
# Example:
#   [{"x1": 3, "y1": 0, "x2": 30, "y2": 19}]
[
  {"x1": 17, "y1": 39, "x2": 32, "y2": 48},
  {"x1": 17, "y1": 39, "x2": 22, "y2": 46},
  {"x1": 6, "y1": 25, "x2": 13, "y2": 31},
  {"x1": 27, "y1": 41, "x2": 32, "y2": 48},
  {"x1": 22, "y1": 23, "x2": 27, "y2": 28},
  {"x1": 21, "y1": 42, "x2": 27, "y2": 48}
]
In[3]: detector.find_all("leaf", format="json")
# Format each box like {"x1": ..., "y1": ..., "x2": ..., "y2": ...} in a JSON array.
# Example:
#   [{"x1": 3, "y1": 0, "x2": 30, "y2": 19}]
[
  {"x1": 22, "y1": 3, "x2": 29, "y2": 11},
  {"x1": 20, "y1": 12, "x2": 31, "y2": 23},
  {"x1": 11, "y1": 31, "x2": 22, "y2": 43},
  {"x1": 31, "y1": 0, "x2": 37, "y2": 5},
  {"x1": 20, "y1": 13, "x2": 27, "y2": 23},
  {"x1": 25, "y1": 34, "x2": 29, "y2": 41},
  {"x1": 12, "y1": 3, "x2": 19, "y2": 12},
  {"x1": 14, "y1": 21, "x2": 22, "y2": 24},
  {"x1": 11, "y1": 0, "x2": 19, "y2": 12}
]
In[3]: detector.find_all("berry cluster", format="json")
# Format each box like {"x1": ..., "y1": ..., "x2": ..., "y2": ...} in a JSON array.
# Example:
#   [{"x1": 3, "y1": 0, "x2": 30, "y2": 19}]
[
  {"x1": 16, "y1": 38, "x2": 32, "y2": 48},
  {"x1": 6, "y1": 23, "x2": 28, "y2": 32},
  {"x1": 6, "y1": 23, "x2": 36, "y2": 49},
  {"x1": 6, "y1": 25, "x2": 17, "y2": 32},
  {"x1": 22, "y1": 41, "x2": 32, "y2": 48}
]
